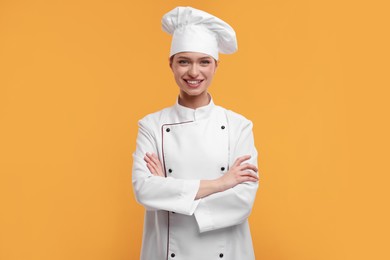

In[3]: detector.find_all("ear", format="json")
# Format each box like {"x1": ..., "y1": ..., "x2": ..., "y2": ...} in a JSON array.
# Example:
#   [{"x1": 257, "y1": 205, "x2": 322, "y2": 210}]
[
  {"x1": 169, "y1": 58, "x2": 173, "y2": 69},
  {"x1": 169, "y1": 55, "x2": 174, "y2": 70},
  {"x1": 214, "y1": 59, "x2": 219, "y2": 73}
]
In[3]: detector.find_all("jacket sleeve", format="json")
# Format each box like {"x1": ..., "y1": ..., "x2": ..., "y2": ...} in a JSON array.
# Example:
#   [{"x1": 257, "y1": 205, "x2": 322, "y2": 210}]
[
  {"x1": 132, "y1": 118, "x2": 200, "y2": 215},
  {"x1": 194, "y1": 117, "x2": 259, "y2": 233}
]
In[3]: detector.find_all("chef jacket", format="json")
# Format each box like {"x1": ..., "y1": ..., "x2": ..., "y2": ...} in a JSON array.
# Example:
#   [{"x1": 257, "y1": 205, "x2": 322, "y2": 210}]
[{"x1": 132, "y1": 97, "x2": 259, "y2": 260}]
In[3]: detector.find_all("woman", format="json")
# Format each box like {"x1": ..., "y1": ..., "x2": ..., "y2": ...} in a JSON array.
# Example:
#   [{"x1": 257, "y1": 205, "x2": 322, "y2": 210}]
[{"x1": 132, "y1": 6, "x2": 259, "y2": 260}]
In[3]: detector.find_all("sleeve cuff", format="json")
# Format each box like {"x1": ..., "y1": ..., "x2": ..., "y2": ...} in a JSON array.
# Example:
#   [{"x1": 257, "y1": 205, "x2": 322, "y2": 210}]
[
  {"x1": 193, "y1": 197, "x2": 215, "y2": 233},
  {"x1": 176, "y1": 179, "x2": 201, "y2": 215}
]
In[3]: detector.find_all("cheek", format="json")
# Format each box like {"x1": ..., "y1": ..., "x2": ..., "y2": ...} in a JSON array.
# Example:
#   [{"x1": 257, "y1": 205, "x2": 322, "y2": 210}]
[
  {"x1": 172, "y1": 66, "x2": 185, "y2": 76},
  {"x1": 204, "y1": 67, "x2": 216, "y2": 77},
  {"x1": 172, "y1": 70, "x2": 184, "y2": 84},
  {"x1": 173, "y1": 71, "x2": 183, "y2": 81}
]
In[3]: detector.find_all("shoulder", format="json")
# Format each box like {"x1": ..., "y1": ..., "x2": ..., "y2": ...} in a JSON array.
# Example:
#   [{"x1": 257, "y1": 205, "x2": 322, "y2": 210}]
[
  {"x1": 217, "y1": 105, "x2": 254, "y2": 130},
  {"x1": 138, "y1": 106, "x2": 173, "y2": 131}
]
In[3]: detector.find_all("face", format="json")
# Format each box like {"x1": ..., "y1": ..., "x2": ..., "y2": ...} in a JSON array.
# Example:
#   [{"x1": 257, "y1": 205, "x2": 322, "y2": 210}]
[{"x1": 170, "y1": 52, "x2": 218, "y2": 98}]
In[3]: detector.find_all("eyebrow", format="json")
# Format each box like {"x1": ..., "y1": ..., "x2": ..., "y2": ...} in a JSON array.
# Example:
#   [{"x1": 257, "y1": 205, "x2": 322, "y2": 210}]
[{"x1": 176, "y1": 56, "x2": 212, "y2": 60}]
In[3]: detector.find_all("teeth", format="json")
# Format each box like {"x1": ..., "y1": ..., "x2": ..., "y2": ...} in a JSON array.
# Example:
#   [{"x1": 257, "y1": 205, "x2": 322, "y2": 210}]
[{"x1": 187, "y1": 80, "x2": 201, "y2": 84}]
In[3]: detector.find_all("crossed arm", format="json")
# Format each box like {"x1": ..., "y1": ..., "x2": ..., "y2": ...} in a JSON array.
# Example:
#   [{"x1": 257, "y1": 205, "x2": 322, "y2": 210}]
[{"x1": 144, "y1": 152, "x2": 259, "y2": 199}]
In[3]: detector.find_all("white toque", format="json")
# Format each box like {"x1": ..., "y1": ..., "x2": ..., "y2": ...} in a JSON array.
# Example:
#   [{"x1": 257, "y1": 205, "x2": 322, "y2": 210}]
[{"x1": 162, "y1": 6, "x2": 238, "y2": 60}]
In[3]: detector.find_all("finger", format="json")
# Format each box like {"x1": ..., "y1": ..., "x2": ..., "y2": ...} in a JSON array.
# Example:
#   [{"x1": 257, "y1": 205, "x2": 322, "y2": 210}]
[
  {"x1": 146, "y1": 153, "x2": 165, "y2": 177},
  {"x1": 233, "y1": 155, "x2": 251, "y2": 167},
  {"x1": 146, "y1": 152, "x2": 158, "y2": 162},
  {"x1": 239, "y1": 175, "x2": 259, "y2": 183},
  {"x1": 148, "y1": 153, "x2": 163, "y2": 170},
  {"x1": 144, "y1": 156, "x2": 154, "y2": 166},
  {"x1": 144, "y1": 155, "x2": 159, "y2": 169},
  {"x1": 151, "y1": 153, "x2": 163, "y2": 170},
  {"x1": 244, "y1": 176, "x2": 259, "y2": 182},
  {"x1": 148, "y1": 153, "x2": 162, "y2": 171},
  {"x1": 148, "y1": 163, "x2": 164, "y2": 177},
  {"x1": 146, "y1": 163, "x2": 156, "y2": 175},
  {"x1": 145, "y1": 158, "x2": 160, "y2": 175},
  {"x1": 239, "y1": 163, "x2": 258, "y2": 172},
  {"x1": 145, "y1": 152, "x2": 156, "y2": 162},
  {"x1": 144, "y1": 153, "x2": 153, "y2": 160},
  {"x1": 234, "y1": 155, "x2": 250, "y2": 166},
  {"x1": 240, "y1": 171, "x2": 259, "y2": 180}
]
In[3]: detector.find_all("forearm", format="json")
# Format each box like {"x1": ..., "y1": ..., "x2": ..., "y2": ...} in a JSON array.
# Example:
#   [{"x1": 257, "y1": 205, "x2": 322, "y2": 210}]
[
  {"x1": 195, "y1": 179, "x2": 223, "y2": 199},
  {"x1": 194, "y1": 180, "x2": 258, "y2": 232},
  {"x1": 195, "y1": 155, "x2": 258, "y2": 200},
  {"x1": 133, "y1": 172, "x2": 201, "y2": 214}
]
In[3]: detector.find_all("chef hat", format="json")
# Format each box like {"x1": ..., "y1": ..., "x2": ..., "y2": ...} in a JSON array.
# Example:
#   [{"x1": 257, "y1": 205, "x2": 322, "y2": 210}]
[{"x1": 162, "y1": 6, "x2": 238, "y2": 60}]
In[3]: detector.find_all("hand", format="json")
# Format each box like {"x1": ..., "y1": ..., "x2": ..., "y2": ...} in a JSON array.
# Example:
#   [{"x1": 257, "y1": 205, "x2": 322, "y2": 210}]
[
  {"x1": 144, "y1": 152, "x2": 165, "y2": 177},
  {"x1": 217, "y1": 155, "x2": 258, "y2": 192}
]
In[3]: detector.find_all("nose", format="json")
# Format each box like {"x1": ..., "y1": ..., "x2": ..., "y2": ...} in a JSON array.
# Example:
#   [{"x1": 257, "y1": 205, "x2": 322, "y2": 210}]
[{"x1": 188, "y1": 64, "x2": 199, "y2": 77}]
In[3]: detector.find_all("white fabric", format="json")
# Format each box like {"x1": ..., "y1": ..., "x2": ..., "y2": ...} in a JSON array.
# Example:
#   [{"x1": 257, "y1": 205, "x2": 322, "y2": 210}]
[
  {"x1": 132, "y1": 98, "x2": 259, "y2": 260},
  {"x1": 162, "y1": 6, "x2": 238, "y2": 60}
]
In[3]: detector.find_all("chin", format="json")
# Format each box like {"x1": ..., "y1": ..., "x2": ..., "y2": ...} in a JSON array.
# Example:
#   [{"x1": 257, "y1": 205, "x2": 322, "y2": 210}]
[{"x1": 182, "y1": 89, "x2": 207, "y2": 97}]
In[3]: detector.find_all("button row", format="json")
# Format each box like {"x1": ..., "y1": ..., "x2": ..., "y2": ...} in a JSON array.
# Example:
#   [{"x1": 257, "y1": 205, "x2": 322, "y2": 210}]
[
  {"x1": 165, "y1": 126, "x2": 226, "y2": 133},
  {"x1": 166, "y1": 167, "x2": 226, "y2": 174},
  {"x1": 170, "y1": 252, "x2": 224, "y2": 258}
]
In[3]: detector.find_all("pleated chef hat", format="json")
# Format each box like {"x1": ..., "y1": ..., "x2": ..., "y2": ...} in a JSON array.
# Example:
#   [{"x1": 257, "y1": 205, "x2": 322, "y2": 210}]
[{"x1": 162, "y1": 6, "x2": 237, "y2": 60}]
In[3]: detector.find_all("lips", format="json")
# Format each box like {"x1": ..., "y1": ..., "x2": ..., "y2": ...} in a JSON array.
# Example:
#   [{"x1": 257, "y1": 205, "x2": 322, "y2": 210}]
[{"x1": 184, "y1": 79, "x2": 204, "y2": 88}]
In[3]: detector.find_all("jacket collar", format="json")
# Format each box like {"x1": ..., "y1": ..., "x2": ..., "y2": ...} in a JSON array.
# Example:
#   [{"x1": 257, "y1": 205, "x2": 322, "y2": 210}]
[{"x1": 173, "y1": 94, "x2": 216, "y2": 121}]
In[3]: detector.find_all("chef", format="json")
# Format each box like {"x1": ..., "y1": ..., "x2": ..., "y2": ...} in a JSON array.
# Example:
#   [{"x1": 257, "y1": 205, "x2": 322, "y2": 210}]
[{"x1": 132, "y1": 6, "x2": 260, "y2": 260}]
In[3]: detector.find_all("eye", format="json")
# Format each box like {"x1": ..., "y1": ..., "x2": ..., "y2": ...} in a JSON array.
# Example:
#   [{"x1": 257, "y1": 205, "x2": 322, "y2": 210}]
[
  {"x1": 178, "y1": 60, "x2": 189, "y2": 65},
  {"x1": 200, "y1": 60, "x2": 212, "y2": 66}
]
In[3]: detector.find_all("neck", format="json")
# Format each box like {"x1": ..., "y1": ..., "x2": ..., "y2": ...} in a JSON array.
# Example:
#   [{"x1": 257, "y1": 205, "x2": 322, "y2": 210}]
[{"x1": 178, "y1": 91, "x2": 210, "y2": 109}]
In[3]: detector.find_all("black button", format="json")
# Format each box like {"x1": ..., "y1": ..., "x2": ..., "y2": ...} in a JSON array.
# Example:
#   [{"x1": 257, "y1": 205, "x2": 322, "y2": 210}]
[
  {"x1": 221, "y1": 125, "x2": 225, "y2": 129},
  {"x1": 168, "y1": 169, "x2": 172, "y2": 173},
  {"x1": 171, "y1": 253, "x2": 175, "y2": 257},
  {"x1": 166, "y1": 128, "x2": 170, "y2": 132},
  {"x1": 221, "y1": 167, "x2": 225, "y2": 171},
  {"x1": 219, "y1": 253, "x2": 224, "y2": 258}
]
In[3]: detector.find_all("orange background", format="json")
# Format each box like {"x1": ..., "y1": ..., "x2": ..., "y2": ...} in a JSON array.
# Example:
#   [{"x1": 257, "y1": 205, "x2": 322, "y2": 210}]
[{"x1": 1, "y1": 0, "x2": 389, "y2": 259}]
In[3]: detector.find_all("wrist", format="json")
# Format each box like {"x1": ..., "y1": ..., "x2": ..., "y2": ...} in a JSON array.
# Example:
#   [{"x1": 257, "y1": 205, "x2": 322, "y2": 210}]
[{"x1": 214, "y1": 178, "x2": 226, "y2": 192}]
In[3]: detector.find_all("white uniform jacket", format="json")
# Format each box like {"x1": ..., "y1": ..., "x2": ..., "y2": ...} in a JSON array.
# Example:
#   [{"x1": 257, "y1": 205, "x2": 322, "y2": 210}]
[{"x1": 132, "y1": 98, "x2": 259, "y2": 260}]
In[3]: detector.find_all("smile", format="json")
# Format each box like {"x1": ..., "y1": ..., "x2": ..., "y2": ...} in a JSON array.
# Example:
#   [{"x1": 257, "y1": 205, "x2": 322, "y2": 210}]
[{"x1": 184, "y1": 79, "x2": 204, "y2": 87}]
